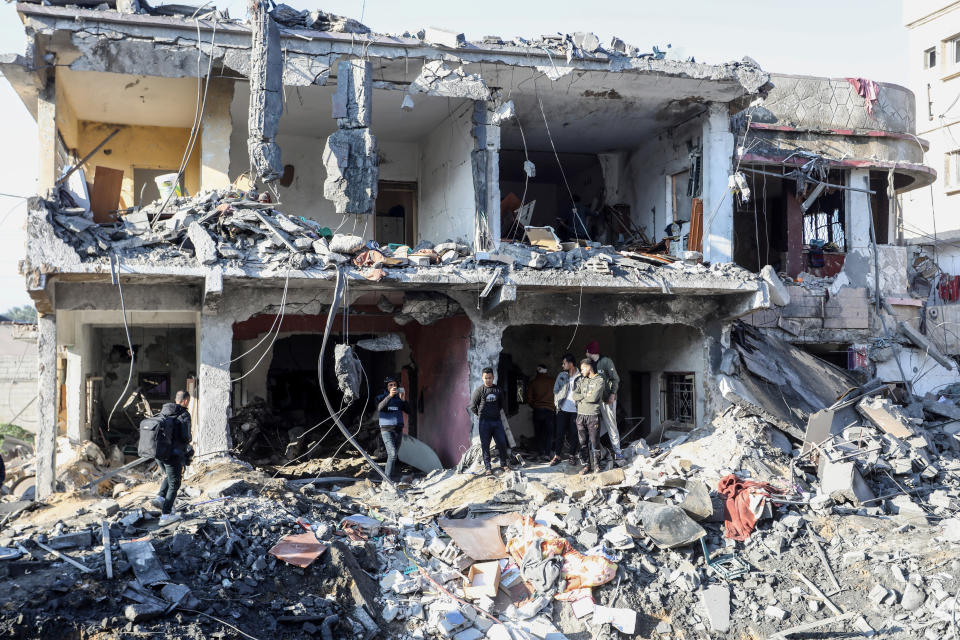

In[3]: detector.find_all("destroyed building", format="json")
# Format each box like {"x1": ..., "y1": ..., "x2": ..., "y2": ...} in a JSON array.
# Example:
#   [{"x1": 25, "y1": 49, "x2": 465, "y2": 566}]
[
  {"x1": 4, "y1": 3, "x2": 960, "y2": 640},
  {"x1": 1, "y1": 0, "x2": 953, "y2": 495}
]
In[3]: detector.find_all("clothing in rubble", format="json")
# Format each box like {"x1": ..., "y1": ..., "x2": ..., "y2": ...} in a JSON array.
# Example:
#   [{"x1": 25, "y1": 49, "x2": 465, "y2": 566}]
[
  {"x1": 717, "y1": 473, "x2": 784, "y2": 541},
  {"x1": 527, "y1": 370, "x2": 556, "y2": 457},
  {"x1": 470, "y1": 382, "x2": 510, "y2": 470}
]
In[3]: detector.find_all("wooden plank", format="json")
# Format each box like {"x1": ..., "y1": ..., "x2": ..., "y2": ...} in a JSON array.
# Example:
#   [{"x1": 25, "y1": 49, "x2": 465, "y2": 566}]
[
  {"x1": 687, "y1": 198, "x2": 703, "y2": 252},
  {"x1": 90, "y1": 166, "x2": 124, "y2": 223},
  {"x1": 34, "y1": 539, "x2": 94, "y2": 573}
]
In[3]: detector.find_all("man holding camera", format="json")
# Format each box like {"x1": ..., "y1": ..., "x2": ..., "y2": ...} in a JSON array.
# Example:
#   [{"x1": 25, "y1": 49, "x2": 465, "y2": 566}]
[{"x1": 376, "y1": 376, "x2": 410, "y2": 482}]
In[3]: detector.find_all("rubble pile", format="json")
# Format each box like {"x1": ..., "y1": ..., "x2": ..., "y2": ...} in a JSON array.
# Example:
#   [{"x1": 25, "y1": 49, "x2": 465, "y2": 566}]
[
  {"x1": 4, "y1": 382, "x2": 959, "y2": 639},
  {"x1": 47, "y1": 188, "x2": 751, "y2": 286}
]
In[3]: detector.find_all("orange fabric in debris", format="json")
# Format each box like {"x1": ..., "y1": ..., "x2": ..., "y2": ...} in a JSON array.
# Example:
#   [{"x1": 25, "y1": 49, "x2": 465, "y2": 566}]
[
  {"x1": 505, "y1": 515, "x2": 616, "y2": 597},
  {"x1": 717, "y1": 474, "x2": 782, "y2": 541}
]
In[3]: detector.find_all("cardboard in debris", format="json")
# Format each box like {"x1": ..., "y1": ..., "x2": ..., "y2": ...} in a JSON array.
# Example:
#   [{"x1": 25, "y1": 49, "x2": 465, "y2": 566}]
[
  {"x1": 268, "y1": 531, "x2": 328, "y2": 568},
  {"x1": 463, "y1": 561, "x2": 501, "y2": 599},
  {"x1": 523, "y1": 225, "x2": 561, "y2": 251}
]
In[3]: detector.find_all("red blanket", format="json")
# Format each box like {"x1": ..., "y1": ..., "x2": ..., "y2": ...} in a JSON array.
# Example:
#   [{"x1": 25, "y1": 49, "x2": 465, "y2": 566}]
[{"x1": 717, "y1": 474, "x2": 783, "y2": 541}]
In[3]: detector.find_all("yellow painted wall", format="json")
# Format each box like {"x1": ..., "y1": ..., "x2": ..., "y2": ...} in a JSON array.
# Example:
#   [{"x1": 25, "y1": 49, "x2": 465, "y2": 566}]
[
  {"x1": 77, "y1": 121, "x2": 201, "y2": 208},
  {"x1": 55, "y1": 80, "x2": 79, "y2": 151}
]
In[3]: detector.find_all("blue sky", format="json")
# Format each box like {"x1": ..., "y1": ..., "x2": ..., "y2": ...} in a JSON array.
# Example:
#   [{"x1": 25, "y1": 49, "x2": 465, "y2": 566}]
[{"x1": 0, "y1": 0, "x2": 907, "y2": 310}]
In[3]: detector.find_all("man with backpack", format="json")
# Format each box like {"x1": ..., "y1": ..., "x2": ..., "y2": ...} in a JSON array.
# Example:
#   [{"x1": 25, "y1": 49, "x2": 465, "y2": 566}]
[{"x1": 141, "y1": 390, "x2": 193, "y2": 524}]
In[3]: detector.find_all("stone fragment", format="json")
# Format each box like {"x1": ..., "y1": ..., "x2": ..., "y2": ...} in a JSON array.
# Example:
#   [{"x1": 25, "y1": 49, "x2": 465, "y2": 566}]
[
  {"x1": 901, "y1": 582, "x2": 926, "y2": 611},
  {"x1": 765, "y1": 605, "x2": 789, "y2": 621},
  {"x1": 700, "y1": 585, "x2": 730, "y2": 632},
  {"x1": 187, "y1": 222, "x2": 218, "y2": 265},
  {"x1": 819, "y1": 461, "x2": 874, "y2": 506}
]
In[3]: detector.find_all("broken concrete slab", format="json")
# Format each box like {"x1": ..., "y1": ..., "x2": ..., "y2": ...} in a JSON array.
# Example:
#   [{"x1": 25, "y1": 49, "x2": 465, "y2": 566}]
[
  {"x1": 409, "y1": 60, "x2": 489, "y2": 101},
  {"x1": 761, "y1": 265, "x2": 790, "y2": 306},
  {"x1": 819, "y1": 461, "x2": 874, "y2": 506},
  {"x1": 322, "y1": 128, "x2": 378, "y2": 215},
  {"x1": 634, "y1": 501, "x2": 706, "y2": 549},
  {"x1": 187, "y1": 222, "x2": 218, "y2": 265},
  {"x1": 119, "y1": 538, "x2": 170, "y2": 586},
  {"x1": 858, "y1": 396, "x2": 917, "y2": 439},
  {"x1": 700, "y1": 584, "x2": 731, "y2": 633},
  {"x1": 423, "y1": 27, "x2": 465, "y2": 48}
]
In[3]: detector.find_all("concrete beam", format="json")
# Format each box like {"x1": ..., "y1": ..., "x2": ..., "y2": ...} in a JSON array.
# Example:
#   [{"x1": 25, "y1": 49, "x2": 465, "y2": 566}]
[
  {"x1": 54, "y1": 282, "x2": 201, "y2": 311},
  {"x1": 196, "y1": 314, "x2": 232, "y2": 459},
  {"x1": 35, "y1": 314, "x2": 57, "y2": 500}
]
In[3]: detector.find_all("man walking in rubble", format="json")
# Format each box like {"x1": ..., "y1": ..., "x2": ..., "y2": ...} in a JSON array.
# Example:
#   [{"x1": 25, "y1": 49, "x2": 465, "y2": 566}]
[
  {"x1": 549, "y1": 353, "x2": 580, "y2": 466},
  {"x1": 573, "y1": 359, "x2": 606, "y2": 475},
  {"x1": 376, "y1": 376, "x2": 410, "y2": 482},
  {"x1": 586, "y1": 340, "x2": 624, "y2": 460},
  {"x1": 526, "y1": 364, "x2": 556, "y2": 461},
  {"x1": 149, "y1": 390, "x2": 193, "y2": 524},
  {"x1": 469, "y1": 367, "x2": 513, "y2": 475}
]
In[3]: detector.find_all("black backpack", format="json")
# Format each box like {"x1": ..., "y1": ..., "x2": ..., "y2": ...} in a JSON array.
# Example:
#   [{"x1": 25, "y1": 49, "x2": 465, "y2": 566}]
[{"x1": 138, "y1": 415, "x2": 176, "y2": 462}]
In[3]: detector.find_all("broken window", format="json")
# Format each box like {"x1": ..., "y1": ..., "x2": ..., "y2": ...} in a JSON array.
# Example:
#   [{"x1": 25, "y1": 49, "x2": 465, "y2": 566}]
[
  {"x1": 925, "y1": 47, "x2": 937, "y2": 69},
  {"x1": 660, "y1": 372, "x2": 695, "y2": 425},
  {"x1": 802, "y1": 208, "x2": 845, "y2": 247}
]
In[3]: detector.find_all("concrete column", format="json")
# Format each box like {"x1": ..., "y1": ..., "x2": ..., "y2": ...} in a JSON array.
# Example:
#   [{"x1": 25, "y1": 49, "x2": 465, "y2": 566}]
[
  {"x1": 35, "y1": 314, "x2": 57, "y2": 500},
  {"x1": 471, "y1": 102, "x2": 501, "y2": 251},
  {"x1": 37, "y1": 78, "x2": 57, "y2": 198},
  {"x1": 64, "y1": 348, "x2": 87, "y2": 443},
  {"x1": 846, "y1": 169, "x2": 871, "y2": 250},
  {"x1": 201, "y1": 80, "x2": 234, "y2": 191},
  {"x1": 701, "y1": 103, "x2": 735, "y2": 264},
  {"x1": 196, "y1": 313, "x2": 233, "y2": 458},
  {"x1": 466, "y1": 320, "x2": 503, "y2": 438}
]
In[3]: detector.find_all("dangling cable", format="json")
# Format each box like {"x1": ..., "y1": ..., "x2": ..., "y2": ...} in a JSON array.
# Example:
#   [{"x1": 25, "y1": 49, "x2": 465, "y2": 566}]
[{"x1": 105, "y1": 254, "x2": 135, "y2": 432}]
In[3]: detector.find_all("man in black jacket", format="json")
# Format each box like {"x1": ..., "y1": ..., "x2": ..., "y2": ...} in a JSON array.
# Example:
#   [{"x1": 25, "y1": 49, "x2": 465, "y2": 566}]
[
  {"x1": 469, "y1": 367, "x2": 513, "y2": 475},
  {"x1": 376, "y1": 376, "x2": 410, "y2": 481},
  {"x1": 150, "y1": 390, "x2": 192, "y2": 524}
]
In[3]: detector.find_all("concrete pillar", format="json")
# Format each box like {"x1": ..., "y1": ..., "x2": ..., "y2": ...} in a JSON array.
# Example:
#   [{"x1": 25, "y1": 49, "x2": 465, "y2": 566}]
[
  {"x1": 64, "y1": 348, "x2": 87, "y2": 443},
  {"x1": 201, "y1": 80, "x2": 234, "y2": 191},
  {"x1": 37, "y1": 78, "x2": 57, "y2": 198},
  {"x1": 846, "y1": 169, "x2": 871, "y2": 250},
  {"x1": 196, "y1": 313, "x2": 233, "y2": 458},
  {"x1": 701, "y1": 103, "x2": 735, "y2": 264},
  {"x1": 466, "y1": 320, "x2": 503, "y2": 438},
  {"x1": 471, "y1": 102, "x2": 501, "y2": 251},
  {"x1": 35, "y1": 314, "x2": 57, "y2": 500}
]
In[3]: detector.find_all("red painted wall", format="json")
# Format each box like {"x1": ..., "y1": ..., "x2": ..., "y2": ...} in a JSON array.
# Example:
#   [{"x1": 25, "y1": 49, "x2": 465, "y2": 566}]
[
  {"x1": 232, "y1": 310, "x2": 472, "y2": 467},
  {"x1": 404, "y1": 316, "x2": 472, "y2": 467}
]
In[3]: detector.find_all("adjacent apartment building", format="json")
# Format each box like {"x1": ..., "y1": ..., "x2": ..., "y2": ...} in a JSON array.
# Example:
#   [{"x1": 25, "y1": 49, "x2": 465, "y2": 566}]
[{"x1": 0, "y1": 0, "x2": 950, "y2": 498}]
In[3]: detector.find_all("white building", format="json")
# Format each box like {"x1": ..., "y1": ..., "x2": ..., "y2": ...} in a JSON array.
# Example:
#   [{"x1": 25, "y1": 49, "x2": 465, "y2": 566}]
[{"x1": 902, "y1": 1, "x2": 960, "y2": 276}]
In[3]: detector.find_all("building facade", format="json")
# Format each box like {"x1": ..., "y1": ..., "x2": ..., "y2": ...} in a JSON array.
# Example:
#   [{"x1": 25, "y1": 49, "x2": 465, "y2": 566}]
[{"x1": 1, "y1": 1, "x2": 946, "y2": 498}]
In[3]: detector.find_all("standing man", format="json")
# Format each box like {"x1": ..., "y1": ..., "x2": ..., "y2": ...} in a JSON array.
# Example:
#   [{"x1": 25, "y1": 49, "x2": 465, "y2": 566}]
[
  {"x1": 573, "y1": 359, "x2": 605, "y2": 475},
  {"x1": 586, "y1": 340, "x2": 623, "y2": 460},
  {"x1": 469, "y1": 367, "x2": 512, "y2": 475},
  {"x1": 376, "y1": 376, "x2": 410, "y2": 482},
  {"x1": 149, "y1": 390, "x2": 193, "y2": 524},
  {"x1": 526, "y1": 364, "x2": 555, "y2": 461},
  {"x1": 549, "y1": 354, "x2": 579, "y2": 466}
]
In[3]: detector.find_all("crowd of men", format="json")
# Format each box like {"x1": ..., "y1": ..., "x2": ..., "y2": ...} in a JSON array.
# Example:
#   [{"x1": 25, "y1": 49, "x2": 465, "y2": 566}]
[{"x1": 466, "y1": 339, "x2": 623, "y2": 476}]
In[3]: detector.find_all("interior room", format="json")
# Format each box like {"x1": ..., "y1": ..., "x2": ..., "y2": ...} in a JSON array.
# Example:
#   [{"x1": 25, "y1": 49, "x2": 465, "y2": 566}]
[
  {"x1": 228, "y1": 83, "x2": 476, "y2": 245},
  {"x1": 498, "y1": 322, "x2": 708, "y2": 448}
]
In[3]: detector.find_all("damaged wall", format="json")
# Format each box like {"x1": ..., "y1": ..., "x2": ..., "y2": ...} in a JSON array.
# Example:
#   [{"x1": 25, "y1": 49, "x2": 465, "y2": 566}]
[
  {"x1": 419, "y1": 102, "x2": 477, "y2": 245},
  {"x1": 78, "y1": 121, "x2": 201, "y2": 207},
  {"x1": 0, "y1": 324, "x2": 39, "y2": 433}
]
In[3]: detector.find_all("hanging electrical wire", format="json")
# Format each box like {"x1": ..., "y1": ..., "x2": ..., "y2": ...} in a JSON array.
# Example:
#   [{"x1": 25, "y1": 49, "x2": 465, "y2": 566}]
[
  {"x1": 318, "y1": 267, "x2": 398, "y2": 491},
  {"x1": 535, "y1": 91, "x2": 591, "y2": 242},
  {"x1": 150, "y1": 12, "x2": 218, "y2": 227},
  {"x1": 104, "y1": 254, "x2": 135, "y2": 432},
  {"x1": 224, "y1": 265, "x2": 292, "y2": 366},
  {"x1": 230, "y1": 268, "x2": 293, "y2": 383}
]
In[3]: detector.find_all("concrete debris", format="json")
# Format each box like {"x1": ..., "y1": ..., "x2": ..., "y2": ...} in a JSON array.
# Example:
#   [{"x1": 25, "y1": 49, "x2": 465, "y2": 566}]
[
  {"x1": 269, "y1": 3, "x2": 370, "y2": 34},
  {"x1": 333, "y1": 344, "x2": 362, "y2": 404},
  {"x1": 356, "y1": 333, "x2": 403, "y2": 351},
  {"x1": 422, "y1": 27, "x2": 466, "y2": 48},
  {"x1": 410, "y1": 60, "x2": 490, "y2": 101},
  {"x1": 248, "y1": 0, "x2": 284, "y2": 183}
]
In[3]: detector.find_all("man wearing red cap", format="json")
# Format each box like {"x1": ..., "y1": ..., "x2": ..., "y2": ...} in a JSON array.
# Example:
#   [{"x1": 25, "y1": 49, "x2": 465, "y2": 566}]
[{"x1": 585, "y1": 340, "x2": 623, "y2": 460}]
